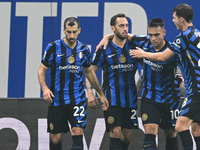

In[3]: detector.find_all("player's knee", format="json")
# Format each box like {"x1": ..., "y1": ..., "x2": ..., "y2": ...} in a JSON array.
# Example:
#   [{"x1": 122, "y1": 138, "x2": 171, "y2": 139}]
[
  {"x1": 50, "y1": 134, "x2": 62, "y2": 145},
  {"x1": 175, "y1": 123, "x2": 183, "y2": 133},
  {"x1": 110, "y1": 127, "x2": 122, "y2": 138},
  {"x1": 191, "y1": 123, "x2": 200, "y2": 137},
  {"x1": 175, "y1": 116, "x2": 192, "y2": 132},
  {"x1": 71, "y1": 127, "x2": 83, "y2": 135},
  {"x1": 144, "y1": 124, "x2": 158, "y2": 135}
]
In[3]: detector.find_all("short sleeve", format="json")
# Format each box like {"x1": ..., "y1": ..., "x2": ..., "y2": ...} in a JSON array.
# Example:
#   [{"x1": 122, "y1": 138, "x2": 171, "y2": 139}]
[
  {"x1": 41, "y1": 42, "x2": 55, "y2": 67},
  {"x1": 91, "y1": 48, "x2": 104, "y2": 67},
  {"x1": 82, "y1": 47, "x2": 92, "y2": 68}
]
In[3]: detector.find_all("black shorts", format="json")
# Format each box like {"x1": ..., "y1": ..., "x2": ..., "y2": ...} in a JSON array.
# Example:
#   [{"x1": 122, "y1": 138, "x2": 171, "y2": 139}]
[
  {"x1": 180, "y1": 94, "x2": 200, "y2": 123},
  {"x1": 47, "y1": 100, "x2": 87, "y2": 134},
  {"x1": 141, "y1": 99, "x2": 181, "y2": 129},
  {"x1": 104, "y1": 106, "x2": 138, "y2": 132}
]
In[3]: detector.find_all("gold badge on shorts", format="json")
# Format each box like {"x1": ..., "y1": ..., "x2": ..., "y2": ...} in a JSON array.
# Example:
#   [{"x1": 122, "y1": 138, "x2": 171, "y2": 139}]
[
  {"x1": 108, "y1": 116, "x2": 114, "y2": 124},
  {"x1": 142, "y1": 113, "x2": 148, "y2": 121},
  {"x1": 119, "y1": 54, "x2": 126, "y2": 63},
  {"x1": 50, "y1": 123, "x2": 54, "y2": 130},
  {"x1": 68, "y1": 55, "x2": 75, "y2": 64}
]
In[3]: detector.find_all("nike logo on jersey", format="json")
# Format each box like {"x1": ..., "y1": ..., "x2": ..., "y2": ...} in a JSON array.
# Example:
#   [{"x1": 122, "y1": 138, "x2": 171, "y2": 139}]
[
  {"x1": 57, "y1": 54, "x2": 65, "y2": 57},
  {"x1": 108, "y1": 54, "x2": 116, "y2": 58}
]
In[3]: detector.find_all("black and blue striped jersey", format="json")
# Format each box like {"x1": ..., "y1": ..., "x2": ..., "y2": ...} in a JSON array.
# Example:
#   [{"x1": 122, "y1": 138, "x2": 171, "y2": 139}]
[
  {"x1": 42, "y1": 38, "x2": 92, "y2": 106},
  {"x1": 92, "y1": 40, "x2": 138, "y2": 108},
  {"x1": 131, "y1": 35, "x2": 180, "y2": 103},
  {"x1": 170, "y1": 26, "x2": 200, "y2": 97}
]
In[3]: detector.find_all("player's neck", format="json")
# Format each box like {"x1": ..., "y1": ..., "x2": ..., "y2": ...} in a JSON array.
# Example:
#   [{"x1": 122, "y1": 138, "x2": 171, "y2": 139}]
[
  {"x1": 64, "y1": 38, "x2": 77, "y2": 49},
  {"x1": 112, "y1": 36, "x2": 126, "y2": 48},
  {"x1": 182, "y1": 22, "x2": 193, "y2": 31}
]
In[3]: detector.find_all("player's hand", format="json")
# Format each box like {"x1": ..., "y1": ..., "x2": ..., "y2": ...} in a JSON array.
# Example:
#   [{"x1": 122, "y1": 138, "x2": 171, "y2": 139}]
[
  {"x1": 129, "y1": 47, "x2": 145, "y2": 58},
  {"x1": 100, "y1": 95, "x2": 109, "y2": 111},
  {"x1": 87, "y1": 89, "x2": 98, "y2": 109},
  {"x1": 95, "y1": 34, "x2": 114, "y2": 52},
  {"x1": 42, "y1": 87, "x2": 54, "y2": 103}
]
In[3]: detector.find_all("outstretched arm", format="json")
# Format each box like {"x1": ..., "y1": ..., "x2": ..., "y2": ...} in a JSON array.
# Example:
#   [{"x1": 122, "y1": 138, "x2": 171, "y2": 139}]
[{"x1": 129, "y1": 47, "x2": 175, "y2": 62}]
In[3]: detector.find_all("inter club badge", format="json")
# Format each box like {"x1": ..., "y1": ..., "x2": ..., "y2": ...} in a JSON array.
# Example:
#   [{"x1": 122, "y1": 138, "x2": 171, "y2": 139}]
[
  {"x1": 119, "y1": 54, "x2": 126, "y2": 63},
  {"x1": 68, "y1": 55, "x2": 75, "y2": 64}
]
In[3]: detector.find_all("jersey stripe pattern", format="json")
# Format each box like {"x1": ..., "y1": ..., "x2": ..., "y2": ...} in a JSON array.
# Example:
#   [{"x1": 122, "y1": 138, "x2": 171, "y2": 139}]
[
  {"x1": 170, "y1": 26, "x2": 200, "y2": 97},
  {"x1": 42, "y1": 38, "x2": 91, "y2": 106},
  {"x1": 92, "y1": 40, "x2": 138, "y2": 108},
  {"x1": 132, "y1": 35, "x2": 180, "y2": 103}
]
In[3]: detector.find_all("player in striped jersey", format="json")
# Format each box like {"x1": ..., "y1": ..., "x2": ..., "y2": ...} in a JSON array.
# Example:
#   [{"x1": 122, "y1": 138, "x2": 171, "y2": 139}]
[
  {"x1": 86, "y1": 13, "x2": 139, "y2": 150},
  {"x1": 131, "y1": 18, "x2": 181, "y2": 150},
  {"x1": 96, "y1": 18, "x2": 181, "y2": 150},
  {"x1": 38, "y1": 17, "x2": 108, "y2": 150},
  {"x1": 130, "y1": 4, "x2": 200, "y2": 150}
]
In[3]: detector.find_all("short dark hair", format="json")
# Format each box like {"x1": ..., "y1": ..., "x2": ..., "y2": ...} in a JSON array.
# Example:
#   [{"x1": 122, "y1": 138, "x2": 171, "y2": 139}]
[
  {"x1": 148, "y1": 18, "x2": 165, "y2": 28},
  {"x1": 63, "y1": 17, "x2": 80, "y2": 29},
  {"x1": 173, "y1": 4, "x2": 193, "y2": 23},
  {"x1": 110, "y1": 13, "x2": 126, "y2": 26}
]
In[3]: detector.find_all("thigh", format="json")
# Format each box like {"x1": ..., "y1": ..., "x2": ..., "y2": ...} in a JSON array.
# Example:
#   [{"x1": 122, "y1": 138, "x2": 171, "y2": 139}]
[
  {"x1": 47, "y1": 106, "x2": 69, "y2": 134},
  {"x1": 141, "y1": 99, "x2": 161, "y2": 125},
  {"x1": 104, "y1": 106, "x2": 123, "y2": 132}
]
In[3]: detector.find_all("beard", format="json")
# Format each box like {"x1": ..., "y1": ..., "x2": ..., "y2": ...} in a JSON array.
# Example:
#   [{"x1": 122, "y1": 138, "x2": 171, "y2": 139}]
[
  {"x1": 66, "y1": 37, "x2": 76, "y2": 44},
  {"x1": 114, "y1": 30, "x2": 127, "y2": 40}
]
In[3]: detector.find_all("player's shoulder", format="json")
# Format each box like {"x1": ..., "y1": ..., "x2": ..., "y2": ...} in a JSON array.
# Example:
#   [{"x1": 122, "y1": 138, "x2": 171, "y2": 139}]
[
  {"x1": 96, "y1": 46, "x2": 105, "y2": 53},
  {"x1": 77, "y1": 40, "x2": 90, "y2": 52},
  {"x1": 48, "y1": 39, "x2": 62, "y2": 49},
  {"x1": 179, "y1": 26, "x2": 200, "y2": 43},
  {"x1": 45, "y1": 39, "x2": 60, "y2": 52},
  {"x1": 181, "y1": 26, "x2": 197, "y2": 37}
]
